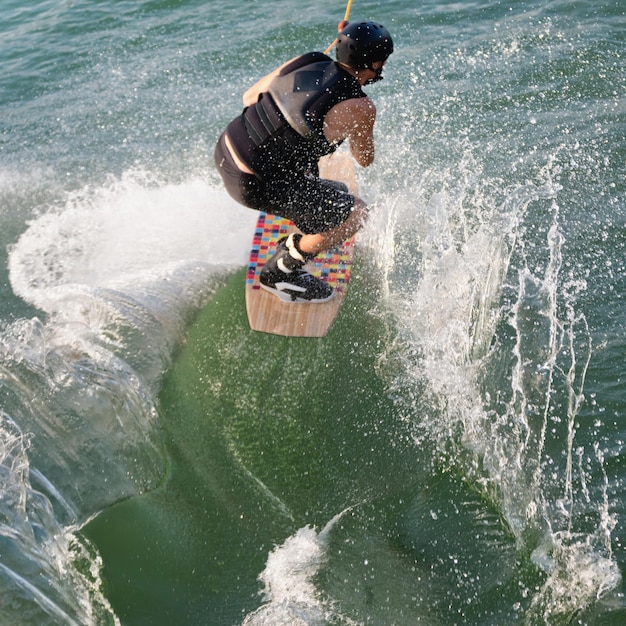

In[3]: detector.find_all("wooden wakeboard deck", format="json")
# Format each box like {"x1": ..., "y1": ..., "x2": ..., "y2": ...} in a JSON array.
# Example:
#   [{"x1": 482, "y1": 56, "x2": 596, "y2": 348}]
[{"x1": 245, "y1": 153, "x2": 358, "y2": 337}]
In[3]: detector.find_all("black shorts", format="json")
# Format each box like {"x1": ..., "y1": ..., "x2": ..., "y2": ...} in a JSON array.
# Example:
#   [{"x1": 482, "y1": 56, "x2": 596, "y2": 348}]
[{"x1": 214, "y1": 133, "x2": 355, "y2": 234}]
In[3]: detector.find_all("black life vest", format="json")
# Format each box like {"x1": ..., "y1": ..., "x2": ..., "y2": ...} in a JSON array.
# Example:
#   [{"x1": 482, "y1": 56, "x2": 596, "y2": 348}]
[{"x1": 228, "y1": 52, "x2": 366, "y2": 178}]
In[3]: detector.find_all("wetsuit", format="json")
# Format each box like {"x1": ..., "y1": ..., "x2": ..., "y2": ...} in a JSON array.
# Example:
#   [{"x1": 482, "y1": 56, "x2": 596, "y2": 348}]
[{"x1": 214, "y1": 52, "x2": 366, "y2": 233}]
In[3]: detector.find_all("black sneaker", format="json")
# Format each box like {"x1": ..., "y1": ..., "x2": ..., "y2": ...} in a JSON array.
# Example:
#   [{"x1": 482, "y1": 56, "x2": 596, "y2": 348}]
[{"x1": 260, "y1": 238, "x2": 334, "y2": 303}]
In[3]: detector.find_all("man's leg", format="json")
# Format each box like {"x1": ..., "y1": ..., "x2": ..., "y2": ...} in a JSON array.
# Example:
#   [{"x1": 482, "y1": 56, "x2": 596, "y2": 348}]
[
  {"x1": 259, "y1": 199, "x2": 367, "y2": 303},
  {"x1": 298, "y1": 198, "x2": 368, "y2": 255}
]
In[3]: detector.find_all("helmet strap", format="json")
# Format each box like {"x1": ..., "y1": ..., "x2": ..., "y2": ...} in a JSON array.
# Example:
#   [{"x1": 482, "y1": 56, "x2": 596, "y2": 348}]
[{"x1": 364, "y1": 65, "x2": 385, "y2": 85}]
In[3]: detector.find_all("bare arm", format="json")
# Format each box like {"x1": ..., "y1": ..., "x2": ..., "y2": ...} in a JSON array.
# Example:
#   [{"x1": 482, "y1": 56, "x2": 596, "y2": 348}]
[{"x1": 323, "y1": 97, "x2": 377, "y2": 167}]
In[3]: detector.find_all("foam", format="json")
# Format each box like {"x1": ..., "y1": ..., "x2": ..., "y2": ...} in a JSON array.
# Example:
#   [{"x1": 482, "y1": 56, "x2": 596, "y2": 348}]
[{"x1": 8, "y1": 169, "x2": 257, "y2": 313}]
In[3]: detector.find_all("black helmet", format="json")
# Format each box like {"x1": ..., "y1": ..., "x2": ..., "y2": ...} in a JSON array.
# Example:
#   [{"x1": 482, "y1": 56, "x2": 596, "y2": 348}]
[{"x1": 336, "y1": 21, "x2": 394, "y2": 71}]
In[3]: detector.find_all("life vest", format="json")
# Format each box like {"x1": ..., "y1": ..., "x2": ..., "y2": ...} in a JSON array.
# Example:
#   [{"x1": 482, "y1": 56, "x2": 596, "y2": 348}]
[{"x1": 228, "y1": 52, "x2": 365, "y2": 178}]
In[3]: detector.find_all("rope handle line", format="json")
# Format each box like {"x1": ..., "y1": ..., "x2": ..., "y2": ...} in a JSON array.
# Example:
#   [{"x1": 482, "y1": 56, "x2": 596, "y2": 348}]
[{"x1": 323, "y1": 0, "x2": 354, "y2": 55}]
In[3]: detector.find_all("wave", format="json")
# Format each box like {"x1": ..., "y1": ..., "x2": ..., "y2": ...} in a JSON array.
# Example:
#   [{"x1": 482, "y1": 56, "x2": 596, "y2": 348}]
[{"x1": 1, "y1": 169, "x2": 256, "y2": 624}]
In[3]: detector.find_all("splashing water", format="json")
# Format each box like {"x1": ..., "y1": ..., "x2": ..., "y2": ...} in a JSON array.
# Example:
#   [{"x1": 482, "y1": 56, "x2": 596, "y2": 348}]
[
  {"x1": 367, "y1": 146, "x2": 621, "y2": 620},
  {"x1": 243, "y1": 509, "x2": 360, "y2": 626}
]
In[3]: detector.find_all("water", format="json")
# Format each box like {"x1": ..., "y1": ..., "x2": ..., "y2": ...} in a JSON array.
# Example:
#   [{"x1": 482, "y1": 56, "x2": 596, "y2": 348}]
[{"x1": 1, "y1": 0, "x2": 625, "y2": 623}]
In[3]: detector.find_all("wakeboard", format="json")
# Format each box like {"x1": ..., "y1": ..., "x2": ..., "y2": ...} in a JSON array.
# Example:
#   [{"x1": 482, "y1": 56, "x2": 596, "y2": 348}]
[{"x1": 245, "y1": 152, "x2": 358, "y2": 337}]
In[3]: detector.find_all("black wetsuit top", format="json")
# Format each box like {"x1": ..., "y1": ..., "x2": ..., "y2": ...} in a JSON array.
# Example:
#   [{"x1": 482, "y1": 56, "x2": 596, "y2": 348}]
[{"x1": 225, "y1": 52, "x2": 366, "y2": 180}]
